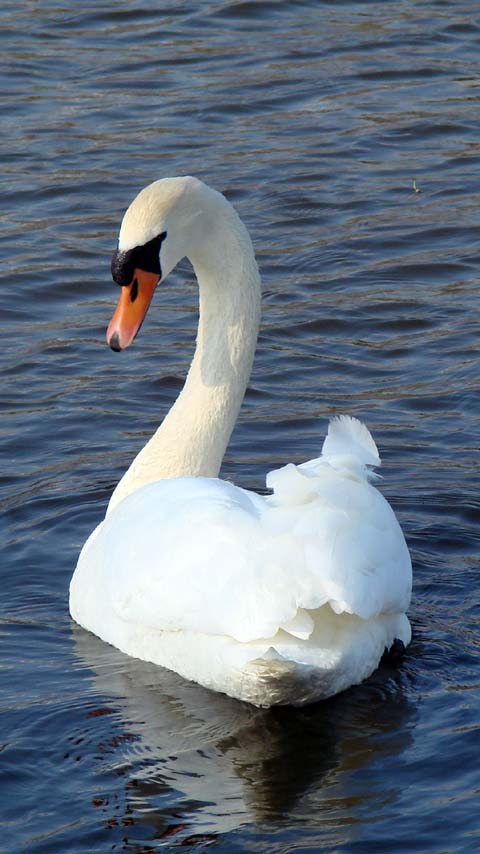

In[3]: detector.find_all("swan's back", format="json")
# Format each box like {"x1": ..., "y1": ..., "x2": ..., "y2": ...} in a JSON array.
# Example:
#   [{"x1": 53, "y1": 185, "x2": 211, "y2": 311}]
[{"x1": 71, "y1": 417, "x2": 411, "y2": 705}]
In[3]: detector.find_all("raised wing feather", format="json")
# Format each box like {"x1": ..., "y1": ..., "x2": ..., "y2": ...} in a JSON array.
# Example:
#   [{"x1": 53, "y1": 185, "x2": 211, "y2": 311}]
[{"x1": 322, "y1": 415, "x2": 381, "y2": 467}]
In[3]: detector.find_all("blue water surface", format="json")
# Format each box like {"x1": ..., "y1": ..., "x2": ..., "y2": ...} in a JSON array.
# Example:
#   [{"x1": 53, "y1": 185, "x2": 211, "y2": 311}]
[{"x1": 1, "y1": 1, "x2": 479, "y2": 852}]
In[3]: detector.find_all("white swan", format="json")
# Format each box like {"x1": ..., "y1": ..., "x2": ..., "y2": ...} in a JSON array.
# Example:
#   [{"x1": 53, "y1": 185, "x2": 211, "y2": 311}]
[{"x1": 70, "y1": 176, "x2": 412, "y2": 707}]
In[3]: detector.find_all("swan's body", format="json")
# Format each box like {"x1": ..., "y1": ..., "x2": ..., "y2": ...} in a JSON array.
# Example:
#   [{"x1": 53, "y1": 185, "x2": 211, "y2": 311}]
[{"x1": 70, "y1": 177, "x2": 412, "y2": 707}]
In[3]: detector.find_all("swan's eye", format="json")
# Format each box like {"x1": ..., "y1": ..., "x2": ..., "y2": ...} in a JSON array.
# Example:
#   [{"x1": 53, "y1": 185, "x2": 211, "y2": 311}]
[{"x1": 111, "y1": 231, "x2": 167, "y2": 286}]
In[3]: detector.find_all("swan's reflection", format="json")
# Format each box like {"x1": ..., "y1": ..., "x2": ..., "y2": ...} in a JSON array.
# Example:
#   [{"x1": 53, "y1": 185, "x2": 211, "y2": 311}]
[{"x1": 72, "y1": 625, "x2": 417, "y2": 843}]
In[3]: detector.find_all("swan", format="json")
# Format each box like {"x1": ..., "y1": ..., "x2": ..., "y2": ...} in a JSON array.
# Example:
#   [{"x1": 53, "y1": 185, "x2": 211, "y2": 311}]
[{"x1": 70, "y1": 176, "x2": 412, "y2": 707}]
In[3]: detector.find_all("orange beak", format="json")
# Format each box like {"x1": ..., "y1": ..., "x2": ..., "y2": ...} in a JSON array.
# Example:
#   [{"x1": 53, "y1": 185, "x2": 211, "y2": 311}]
[{"x1": 106, "y1": 269, "x2": 160, "y2": 351}]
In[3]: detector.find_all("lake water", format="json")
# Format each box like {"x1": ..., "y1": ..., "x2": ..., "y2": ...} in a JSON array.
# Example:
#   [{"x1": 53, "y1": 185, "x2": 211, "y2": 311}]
[{"x1": 1, "y1": 1, "x2": 479, "y2": 851}]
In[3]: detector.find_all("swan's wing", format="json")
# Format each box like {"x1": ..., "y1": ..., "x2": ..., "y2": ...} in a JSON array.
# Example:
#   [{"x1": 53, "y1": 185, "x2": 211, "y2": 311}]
[
  {"x1": 82, "y1": 477, "x2": 300, "y2": 643},
  {"x1": 264, "y1": 466, "x2": 411, "y2": 620},
  {"x1": 265, "y1": 415, "x2": 411, "y2": 621}
]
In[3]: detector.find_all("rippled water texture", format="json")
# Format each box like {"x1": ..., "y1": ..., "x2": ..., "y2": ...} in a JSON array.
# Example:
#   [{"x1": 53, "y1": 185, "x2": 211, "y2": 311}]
[{"x1": 1, "y1": 1, "x2": 479, "y2": 851}]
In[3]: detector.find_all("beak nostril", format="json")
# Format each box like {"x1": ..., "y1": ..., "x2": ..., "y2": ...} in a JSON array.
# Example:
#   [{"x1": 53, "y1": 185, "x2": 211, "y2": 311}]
[{"x1": 130, "y1": 278, "x2": 139, "y2": 303}]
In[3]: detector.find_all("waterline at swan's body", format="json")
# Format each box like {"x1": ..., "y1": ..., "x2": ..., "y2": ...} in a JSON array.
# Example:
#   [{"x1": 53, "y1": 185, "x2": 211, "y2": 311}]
[{"x1": 69, "y1": 177, "x2": 412, "y2": 707}]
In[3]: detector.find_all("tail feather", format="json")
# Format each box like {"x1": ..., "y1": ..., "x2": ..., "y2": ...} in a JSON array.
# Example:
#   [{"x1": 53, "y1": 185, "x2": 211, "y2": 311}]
[{"x1": 322, "y1": 415, "x2": 381, "y2": 468}]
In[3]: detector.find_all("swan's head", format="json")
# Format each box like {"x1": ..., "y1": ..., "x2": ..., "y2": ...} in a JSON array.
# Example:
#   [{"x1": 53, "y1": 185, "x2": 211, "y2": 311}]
[{"x1": 107, "y1": 176, "x2": 207, "y2": 351}]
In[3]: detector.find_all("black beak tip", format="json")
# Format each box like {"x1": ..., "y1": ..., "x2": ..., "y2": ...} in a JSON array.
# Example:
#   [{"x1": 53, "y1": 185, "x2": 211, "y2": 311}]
[{"x1": 108, "y1": 332, "x2": 122, "y2": 352}]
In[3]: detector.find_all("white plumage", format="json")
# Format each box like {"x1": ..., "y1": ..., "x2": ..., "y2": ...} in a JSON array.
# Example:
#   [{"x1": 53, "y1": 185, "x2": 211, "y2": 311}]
[{"x1": 70, "y1": 177, "x2": 412, "y2": 707}]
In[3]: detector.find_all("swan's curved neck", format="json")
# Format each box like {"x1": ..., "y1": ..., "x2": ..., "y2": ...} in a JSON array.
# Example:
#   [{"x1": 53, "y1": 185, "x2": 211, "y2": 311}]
[{"x1": 108, "y1": 206, "x2": 261, "y2": 513}]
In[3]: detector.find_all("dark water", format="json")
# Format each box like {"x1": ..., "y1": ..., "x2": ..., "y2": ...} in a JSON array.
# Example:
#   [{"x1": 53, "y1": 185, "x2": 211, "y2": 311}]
[{"x1": 1, "y1": 1, "x2": 479, "y2": 851}]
